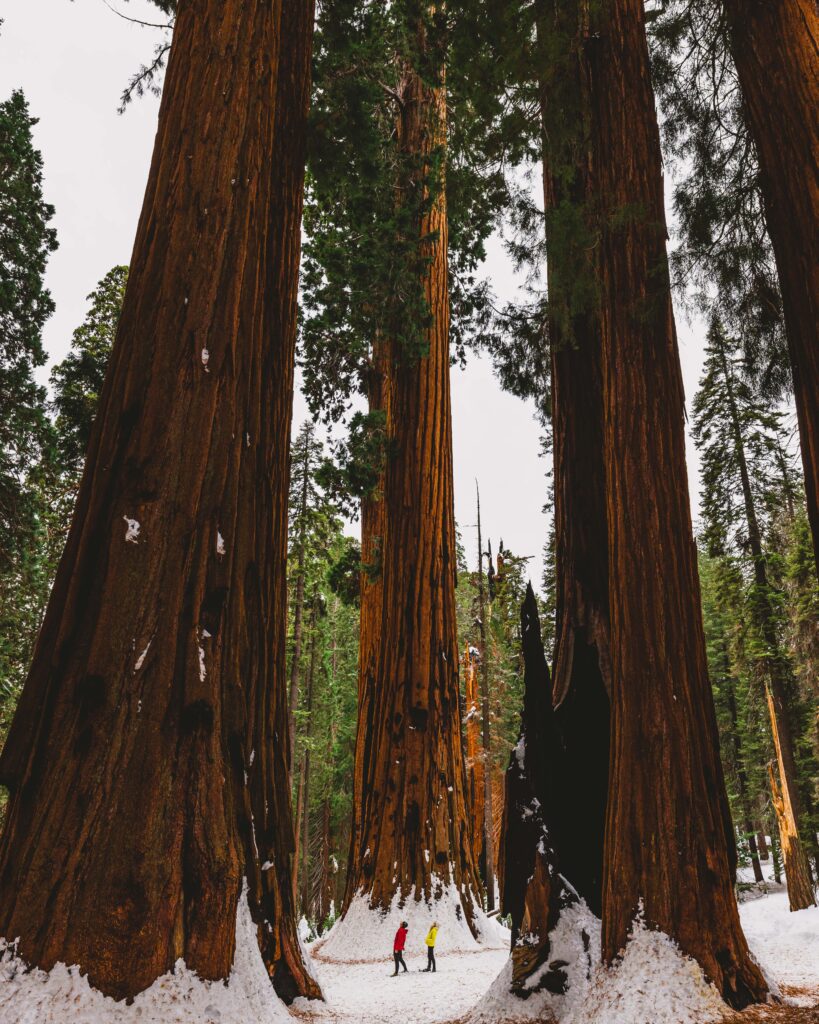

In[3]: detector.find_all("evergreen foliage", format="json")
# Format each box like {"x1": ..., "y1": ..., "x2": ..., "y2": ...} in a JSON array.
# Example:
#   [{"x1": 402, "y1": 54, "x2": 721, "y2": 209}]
[
  {"x1": 0, "y1": 90, "x2": 57, "y2": 568},
  {"x1": 693, "y1": 316, "x2": 819, "y2": 868},
  {"x1": 0, "y1": 265, "x2": 123, "y2": 760},
  {"x1": 648, "y1": 1, "x2": 789, "y2": 398}
]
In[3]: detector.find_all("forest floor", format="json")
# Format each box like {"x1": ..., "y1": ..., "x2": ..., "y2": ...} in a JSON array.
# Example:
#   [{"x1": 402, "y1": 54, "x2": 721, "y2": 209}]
[
  {"x1": 294, "y1": 885, "x2": 819, "y2": 1024},
  {"x1": 294, "y1": 946, "x2": 510, "y2": 1024}
]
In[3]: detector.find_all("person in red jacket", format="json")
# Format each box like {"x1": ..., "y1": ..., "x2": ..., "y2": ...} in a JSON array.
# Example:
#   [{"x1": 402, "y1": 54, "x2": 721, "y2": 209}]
[{"x1": 392, "y1": 921, "x2": 409, "y2": 976}]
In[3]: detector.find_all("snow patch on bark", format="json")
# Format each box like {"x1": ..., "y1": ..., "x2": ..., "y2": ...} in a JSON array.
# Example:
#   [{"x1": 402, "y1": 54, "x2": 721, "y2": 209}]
[
  {"x1": 318, "y1": 877, "x2": 508, "y2": 962},
  {"x1": 122, "y1": 516, "x2": 140, "y2": 543},
  {"x1": 134, "y1": 639, "x2": 152, "y2": 672},
  {"x1": 0, "y1": 882, "x2": 294, "y2": 1023},
  {"x1": 469, "y1": 902, "x2": 727, "y2": 1024}
]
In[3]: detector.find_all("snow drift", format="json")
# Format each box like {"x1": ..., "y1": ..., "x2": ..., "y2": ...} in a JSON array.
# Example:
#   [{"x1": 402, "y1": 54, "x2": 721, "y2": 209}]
[
  {"x1": 0, "y1": 882, "x2": 313, "y2": 1024},
  {"x1": 317, "y1": 877, "x2": 509, "y2": 962},
  {"x1": 468, "y1": 901, "x2": 731, "y2": 1024}
]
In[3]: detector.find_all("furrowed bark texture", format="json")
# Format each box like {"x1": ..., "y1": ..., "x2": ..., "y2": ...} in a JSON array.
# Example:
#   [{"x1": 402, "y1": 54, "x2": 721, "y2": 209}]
[
  {"x1": 345, "y1": 338, "x2": 390, "y2": 910},
  {"x1": 537, "y1": 1, "x2": 611, "y2": 917},
  {"x1": 344, "y1": 50, "x2": 482, "y2": 924},
  {"x1": 722, "y1": 0, "x2": 819, "y2": 577},
  {"x1": 0, "y1": 0, "x2": 318, "y2": 1002},
  {"x1": 590, "y1": 0, "x2": 767, "y2": 1007},
  {"x1": 500, "y1": 585, "x2": 576, "y2": 997}
]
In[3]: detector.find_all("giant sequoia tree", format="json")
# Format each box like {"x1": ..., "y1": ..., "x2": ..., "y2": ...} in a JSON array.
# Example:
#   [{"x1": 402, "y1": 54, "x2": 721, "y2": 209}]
[
  {"x1": 343, "y1": 12, "x2": 483, "y2": 923},
  {"x1": 720, "y1": 0, "x2": 819, "y2": 577},
  {"x1": 589, "y1": 0, "x2": 767, "y2": 1005},
  {"x1": 0, "y1": 0, "x2": 318, "y2": 1002}
]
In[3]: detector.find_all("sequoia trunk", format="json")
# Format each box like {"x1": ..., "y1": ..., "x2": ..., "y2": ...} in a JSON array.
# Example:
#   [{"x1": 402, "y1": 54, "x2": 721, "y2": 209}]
[
  {"x1": 345, "y1": 338, "x2": 390, "y2": 909},
  {"x1": 537, "y1": 0, "x2": 611, "y2": 917},
  {"x1": 590, "y1": 0, "x2": 768, "y2": 1007},
  {"x1": 499, "y1": 585, "x2": 573, "y2": 996},
  {"x1": 0, "y1": 0, "x2": 318, "y2": 1002},
  {"x1": 722, "y1": 0, "x2": 819, "y2": 578},
  {"x1": 343, "y1": 37, "x2": 482, "y2": 925}
]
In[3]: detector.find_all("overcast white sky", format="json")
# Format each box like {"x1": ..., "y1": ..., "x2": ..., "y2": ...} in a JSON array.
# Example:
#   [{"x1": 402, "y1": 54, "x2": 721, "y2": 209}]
[{"x1": 1, "y1": 0, "x2": 709, "y2": 592}]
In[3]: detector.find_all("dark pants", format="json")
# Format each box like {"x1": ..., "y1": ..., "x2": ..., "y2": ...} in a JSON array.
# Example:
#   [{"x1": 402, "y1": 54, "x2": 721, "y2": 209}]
[
  {"x1": 426, "y1": 946, "x2": 436, "y2": 972},
  {"x1": 393, "y1": 951, "x2": 407, "y2": 974}
]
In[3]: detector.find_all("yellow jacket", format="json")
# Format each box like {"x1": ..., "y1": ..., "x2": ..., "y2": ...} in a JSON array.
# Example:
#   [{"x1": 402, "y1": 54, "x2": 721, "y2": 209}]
[{"x1": 425, "y1": 926, "x2": 438, "y2": 947}]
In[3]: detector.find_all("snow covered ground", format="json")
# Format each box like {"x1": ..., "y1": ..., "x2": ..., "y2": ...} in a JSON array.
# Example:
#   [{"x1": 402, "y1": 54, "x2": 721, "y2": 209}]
[
  {"x1": 1, "y1": 881, "x2": 817, "y2": 1024},
  {"x1": 294, "y1": 946, "x2": 511, "y2": 1024},
  {"x1": 297, "y1": 888, "x2": 819, "y2": 1024}
]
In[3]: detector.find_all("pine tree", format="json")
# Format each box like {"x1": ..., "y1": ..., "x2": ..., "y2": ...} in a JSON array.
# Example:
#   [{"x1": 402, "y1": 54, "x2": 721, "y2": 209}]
[
  {"x1": 51, "y1": 267, "x2": 128, "y2": 481},
  {"x1": 0, "y1": 90, "x2": 57, "y2": 565},
  {"x1": 693, "y1": 315, "x2": 817, "y2": 910},
  {"x1": 0, "y1": 0, "x2": 319, "y2": 1000},
  {"x1": 2, "y1": 267, "x2": 125, "y2": 768},
  {"x1": 649, "y1": 0, "x2": 819, "y2": 576},
  {"x1": 0, "y1": 89, "x2": 58, "y2": 780},
  {"x1": 288, "y1": 421, "x2": 330, "y2": 771}
]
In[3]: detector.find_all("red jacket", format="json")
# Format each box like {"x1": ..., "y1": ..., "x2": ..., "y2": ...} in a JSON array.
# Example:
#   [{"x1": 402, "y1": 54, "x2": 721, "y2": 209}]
[{"x1": 393, "y1": 926, "x2": 408, "y2": 952}]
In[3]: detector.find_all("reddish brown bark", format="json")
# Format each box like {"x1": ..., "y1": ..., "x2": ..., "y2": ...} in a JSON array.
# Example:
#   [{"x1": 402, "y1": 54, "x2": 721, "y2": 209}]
[
  {"x1": 343, "y1": 38, "x2": 482, "y2": 924},
  {"x1": 722, "y1": 0, "x2": 819, "y2": 579},
  {"x1": 588, "y1": 0, "x2": 767, "y2": 1008},
  {"x1": 0, "y1": 0, "x2": 318, "y2": 1002},
  {"x1": 345, "y1": 338, "x2": 390, "y2": 909},
  {"x1": 536, "y1": 0, "x2": 611, "y2": 917}
]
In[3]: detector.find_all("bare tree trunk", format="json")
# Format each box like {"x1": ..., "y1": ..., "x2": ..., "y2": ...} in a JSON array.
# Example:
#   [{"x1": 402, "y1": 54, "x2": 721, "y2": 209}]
[
  {"x1": 588, "y1": 0, "x2": 768, "y2": 1006},
  {"x1": 0, "y1": 0, "x2": 318, "y2": 1002},
  {"x1": 722, "y1": 0, "x2": 819, "y2": 578},
  {"x1": 288, "y1": 451, "x2": 310, "y2": 774},
  {"x1": 300, "y1": 596, "x2": 319, "y2": 917},
  {"x1": 343, "y1": 18, "x2": 482, "y2": 925},
  {"x1": 476, "y1": 484, "x2": 496, "y2": 910},
  {"x1": 767, "y1": 689, "x2": 817, "y2": 910},
  {"x1": 463, "y1": 645, "x2": 484, "y2": 869},
  {"x1": 770, "y1": 822, "x2": 783, "y2": 885},
  {"x1": 757, "y1": 826, "x2": 769, "y2": 862},
  {"x1": 293, "y1": 753, "x2": 306, "y2": 909},
  {"x1": 726, "y1": 675, "x2": 764, "y2": 884}
]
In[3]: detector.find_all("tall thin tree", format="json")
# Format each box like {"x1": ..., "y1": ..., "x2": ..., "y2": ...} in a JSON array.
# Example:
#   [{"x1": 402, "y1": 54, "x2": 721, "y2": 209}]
[{"x1": 475, "y1": 482, "x2": 495, "y2": 910}]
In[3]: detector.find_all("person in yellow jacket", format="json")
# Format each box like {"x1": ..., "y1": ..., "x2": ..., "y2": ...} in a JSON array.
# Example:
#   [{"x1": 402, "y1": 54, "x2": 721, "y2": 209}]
[{"x1": 422, "y1": 922, "x2": 438, "y2": 973}]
